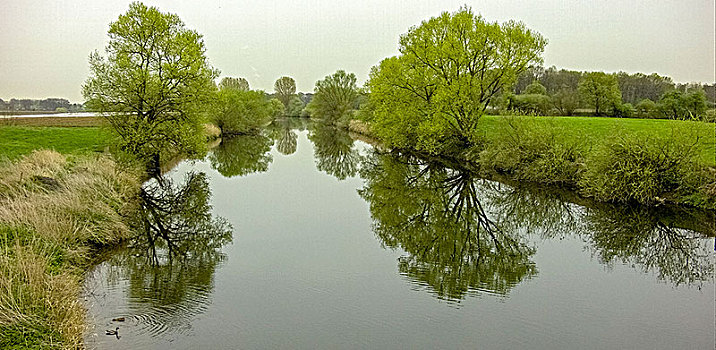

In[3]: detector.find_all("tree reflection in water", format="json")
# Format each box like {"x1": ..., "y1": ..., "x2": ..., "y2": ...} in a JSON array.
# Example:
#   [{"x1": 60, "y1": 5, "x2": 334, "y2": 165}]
[
  {"x1": 209, "y1": 134, "x2": 273, "y2": 177},
  {"x1": 102, "y1": 172, "x2": 232, "y2": 335},
  {"x1": 267, "y1": 119, "x2": 300, "y2": 155},
  {"x1": 488, "y1": 182, "x2": 714, "y2": 287},
  {"x1": 358, "y1": 151, "x2": 536, "y2": 301},
  {"x1": 309, "y1": 123, "x2": 362, "y2": 180}
]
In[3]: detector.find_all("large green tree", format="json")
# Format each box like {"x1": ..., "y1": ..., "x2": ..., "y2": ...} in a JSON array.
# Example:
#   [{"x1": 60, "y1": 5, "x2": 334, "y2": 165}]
[
  {"x1": 274, "y1": 76, "x2": 297, "y2": 108},
  {"x1": 366, "y1": 7, "x2": 546, "y2": 154},
  {"x1": 82, "y1": 2, "x2": 218, "y2": 169},
  {"x1": 578, "y1": 72, "x2": 621, "y2": 116},
  {"x1": 306, "y1": 70, "x2": 359, "y2": 123}
]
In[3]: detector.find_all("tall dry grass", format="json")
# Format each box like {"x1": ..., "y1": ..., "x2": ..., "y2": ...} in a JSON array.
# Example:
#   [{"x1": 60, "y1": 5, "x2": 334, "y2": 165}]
[{"x1": 0, "y1": 150, "x2": 141, "y2": 348}]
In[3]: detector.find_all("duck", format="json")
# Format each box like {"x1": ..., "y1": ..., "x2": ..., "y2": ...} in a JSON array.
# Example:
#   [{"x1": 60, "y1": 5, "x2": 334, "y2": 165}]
[
  {"x1": 105, "y1": 327, "x2": 119, "y2": 336},
  {"x1": 112, "y1": 317, "x2": 125, "y2": 322}
]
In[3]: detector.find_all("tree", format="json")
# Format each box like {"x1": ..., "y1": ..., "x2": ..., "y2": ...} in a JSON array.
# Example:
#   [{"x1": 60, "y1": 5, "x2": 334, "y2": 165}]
[
  {"x1": 286, "y1": 96, "x2": 305, "y2": 117},
  {"x1": 551, "y1": 87, "x2": 580, "y2": 116},
  {"x1": 635, "y1": 99, "x2": 657, "y2": 118},
  {"x1": 274, "y1": 76, "x2": 296, "y2": 108},
  {"x1": 657, "y1": 89, "x2": 708, "y2": 120},
  {"x1": 219, "y1": 77, "x2": 249, "y2": 91},
  {"x1": 306, "y1": 70, "x2": 359, "y2": 123},
  {"x1": 214, "y1": 88, "x2": 275, "y2": 135},
  {"x1": 82, "y1": 2, "x2": 218, "y2": 170},
  {"x1": 524, "y1": 81, "x2": 547, "y2": 95},
  {"x1": 578, "y1": 72, "x2": 621, "y2": 116},
  {"x1": 366, "y1": 7, "x2": 547, "y2": 154}
]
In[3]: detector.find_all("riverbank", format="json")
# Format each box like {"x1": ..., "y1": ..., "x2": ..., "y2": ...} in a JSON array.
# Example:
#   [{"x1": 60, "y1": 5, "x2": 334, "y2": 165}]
[
  {"x1": 0, "y1": 151, "x2": 142, "y2": 348},
  {"x1": 348, "y1": 116, "x2": 716, "y2": 209}
]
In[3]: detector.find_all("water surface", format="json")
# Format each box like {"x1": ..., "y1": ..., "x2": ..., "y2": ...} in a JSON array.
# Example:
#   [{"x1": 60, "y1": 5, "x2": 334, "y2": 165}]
[{"x1": 84, "y1": 120, "x2": 715, "y2": 349}]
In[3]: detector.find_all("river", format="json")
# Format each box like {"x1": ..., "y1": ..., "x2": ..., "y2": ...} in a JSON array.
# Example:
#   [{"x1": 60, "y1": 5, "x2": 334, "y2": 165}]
[{"x1": 83, "y1": 119, "x2": 715, "y2": 349}]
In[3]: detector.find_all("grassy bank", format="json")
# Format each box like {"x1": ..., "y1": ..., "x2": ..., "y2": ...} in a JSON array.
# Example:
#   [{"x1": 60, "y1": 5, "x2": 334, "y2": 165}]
[
  {"x1": 349, "y1": 116, "x2": 715, "y2": 209},
  {"x1": 0, "y1": 150, "x2": 141, "y2": 348}
]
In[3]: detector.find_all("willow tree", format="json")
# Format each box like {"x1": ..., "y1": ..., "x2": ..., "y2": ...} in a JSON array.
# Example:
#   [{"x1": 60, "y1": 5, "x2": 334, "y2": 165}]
[
  {"x1": 82, "y1": 2, "x2": 218, "y2": 171},
  {"x1": 367, "y1": 7, "x2": 547, "y2": 154},
  {"x1": 307, "y1": 70, "x2": 359, "y2": 123}
]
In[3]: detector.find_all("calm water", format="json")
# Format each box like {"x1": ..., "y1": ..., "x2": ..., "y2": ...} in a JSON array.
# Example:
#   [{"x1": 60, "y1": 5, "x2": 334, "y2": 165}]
[{"x1": 84, "y1": 120, "x2": 715, "y2": 349}]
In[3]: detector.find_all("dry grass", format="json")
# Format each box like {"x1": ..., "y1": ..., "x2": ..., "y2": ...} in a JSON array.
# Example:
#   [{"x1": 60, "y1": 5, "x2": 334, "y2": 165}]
[{"x1": 0, "y1": 150, "x2": 141, "y2": 348}]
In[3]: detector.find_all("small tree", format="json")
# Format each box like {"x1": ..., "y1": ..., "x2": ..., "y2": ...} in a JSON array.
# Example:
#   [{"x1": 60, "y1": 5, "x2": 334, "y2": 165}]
[
  {"x1": 274, "y1": 76, "x2": 297, "y2": 108},
  {"x1": 551, "y1": 87, "x2": 580, "y2": 116},
  {"x1": 578, "y1": 72, "x2": 621, "y2": 116},
  {"x1": 635, "y1": 99, "x2": 656, "y2": 118},
  {"x1": 524, "y1": 81, "x2": 547, "y2": 95},
  {"x1": 367, "y1": 7, "x2": 546, "y2": 153},
  {"x1": 657, "y1": 90, "x2": 708, "y2": 120},
  {"x1": 220, "y1": 77, "x2": 249, "y2": 91},
  {"x1": 307, "y1": 70, "x2": 359, "y2": 123},
  {"x1": 83, "y1": 2, "x2": 218, "y2": 171}
]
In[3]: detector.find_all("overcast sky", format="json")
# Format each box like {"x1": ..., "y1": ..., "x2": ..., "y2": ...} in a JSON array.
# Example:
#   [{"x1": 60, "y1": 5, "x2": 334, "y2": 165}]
[{"x1": 1, "y1": 0, "x2": 714, "y2": 102}]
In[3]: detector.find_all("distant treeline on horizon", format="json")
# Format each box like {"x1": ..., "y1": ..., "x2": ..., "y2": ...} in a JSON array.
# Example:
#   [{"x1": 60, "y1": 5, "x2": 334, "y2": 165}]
[
  {"x1": 0, "y1": 97, "x2": 83, "y2": 112},
  {"x1": 2, "y1": 67, "x2": 714, "y2": 112}
]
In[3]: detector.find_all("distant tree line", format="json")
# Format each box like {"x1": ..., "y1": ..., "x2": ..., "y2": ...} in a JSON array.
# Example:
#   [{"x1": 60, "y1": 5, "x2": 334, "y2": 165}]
[
  {"x1": 504, "y1": 66, "x2": 714, "y2": 120},
  {"x1": 0, "y1": 98, "x2": 83, "y2": 112}
]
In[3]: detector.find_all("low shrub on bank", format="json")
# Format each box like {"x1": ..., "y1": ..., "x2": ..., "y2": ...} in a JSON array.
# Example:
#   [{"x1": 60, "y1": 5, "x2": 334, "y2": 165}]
[
  {"x1": 579, "y1": 130, "x2": 707, "y2": 206},
  {"x1": 479, "y1": 117, "x2": 584, "y2": 186},
  {"x1": 0, "y1": 150, "x2": 140, "y2": 348}
]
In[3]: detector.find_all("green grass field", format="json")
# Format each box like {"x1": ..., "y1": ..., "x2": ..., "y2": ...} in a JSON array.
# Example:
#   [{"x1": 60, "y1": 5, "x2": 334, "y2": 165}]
[
  {"x1": 478, "y1": 116, "x2": 716, "y2": 166},
  {"x1": 0, "y1": 126, "x2": 111, "y2": 160}
]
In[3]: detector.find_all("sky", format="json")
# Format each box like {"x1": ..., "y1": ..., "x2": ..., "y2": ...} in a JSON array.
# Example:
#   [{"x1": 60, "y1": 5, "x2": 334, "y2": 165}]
[{"x1": 1, "y1": 0, "x2": 714, "y2": 102}]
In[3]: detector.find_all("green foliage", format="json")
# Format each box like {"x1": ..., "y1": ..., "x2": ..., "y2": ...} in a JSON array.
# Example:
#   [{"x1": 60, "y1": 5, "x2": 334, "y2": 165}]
[
  {"x1": 274, "y1": 76, "x2": 297, "y2": 108},
  {"x1": 524, "y1": 81, "x2": 547, "y2": 95},
  {"x1": 214, "y1": 89, "x2": 275, "y2": 135},
  {"x1": 579, "y1": 131, "x2": 702, "y2": 205},
  {"x1": 285, "y1": 96, "x2": 305, "y2": 117},
  {"x1": 635, "y1": 99, "x2": 657, "y2": 118},
  {"x1": 610, "y1": 102, "x2": 635, "y2": 118},
  {"x1": 479, "y1": 117, "x2": 583, "y2": 185},
  {"x1": 550, "y1": 87, "x2": 580, "y2": 116},
  {"x1": 219, "y1": 77, "x2": 249, "y2": 91},
  {"x1": 578, "y1": 72, "x2": 621, "y2": 116},
  {"x1": 307, "y1": 70, "x2": 358, "y2": 123},
  {"x1": 657, "y1": 89, "x2": 708, "y2": 120},
  {"x1": 268, "y1": 98, "x2": 285, "y2": 119},
  {"x1": 506, "y1": 93, "x2": 552, "y2": 116},
  {"x1": 367, "y1": 7, "x2": 546, "y2": 154},
  {"x1": 82, "y1": 2, "x2": 218, "y2": 166}
]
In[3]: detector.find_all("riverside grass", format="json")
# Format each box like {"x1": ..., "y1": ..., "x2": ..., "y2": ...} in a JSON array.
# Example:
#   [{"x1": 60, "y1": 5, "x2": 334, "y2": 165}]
[
  {"x1": 0, "y1": 150, "x2": 141, "y2": 349},
  {"x1": 0, "y1": 126, "x2": 111, "y2": 160}
]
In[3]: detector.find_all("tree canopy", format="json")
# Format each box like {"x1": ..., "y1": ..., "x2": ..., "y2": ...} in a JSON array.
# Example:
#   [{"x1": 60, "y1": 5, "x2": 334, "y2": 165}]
[
  {"x1": 82, "y1": 2, "x2": 218, "y2": 168},
  {"x1": 366, "y1": 7, "x2": 547, "y2": 154},
  {"x1": 578, "y1": 72, "x2": 621, "y2": 116},
  {"x1": 306, "y1": 70, "x2": 359, "y2": 123},
  {"x1": 220, "y1": 77, "x2": 249, "y2": 91},
  {"x1": 274, "y1": 76, "x2": 297, "y2": 108}
]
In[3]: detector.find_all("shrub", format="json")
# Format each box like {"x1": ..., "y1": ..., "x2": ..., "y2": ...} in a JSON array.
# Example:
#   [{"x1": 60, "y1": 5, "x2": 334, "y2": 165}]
[
  {"x1": 479, "y1": 117, "x2": 583, "y2": 186},
  {"x1": 579, "y1": 130, "x2": 702, "y2": 205}
]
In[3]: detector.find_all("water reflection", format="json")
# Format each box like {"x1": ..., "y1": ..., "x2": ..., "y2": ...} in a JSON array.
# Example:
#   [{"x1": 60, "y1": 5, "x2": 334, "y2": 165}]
[
  {"x1": 209, "y1": 134, "x2": 273, "y2": 177},
  {"x1": 309, "y1": 123, "x2": 362, "y2": 180},
  {"x1": 88, "y1": 172, "x2": 232, "y2": 341},
  {"x1": 487, "y1": 182, "x2": 715, "y2": 287},
  {"x1": 358, "y1": 151, "x2": 536, "y2": 301},
  {"x1": 268, "y1": 119, "x2": 301, "y2": 155}
]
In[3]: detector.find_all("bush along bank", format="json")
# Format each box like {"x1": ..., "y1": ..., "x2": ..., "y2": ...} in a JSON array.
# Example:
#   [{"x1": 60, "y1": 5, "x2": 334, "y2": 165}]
[
  {"x1": 0, "y1": 150, "x2": 141, "y2": 349},
  {"x1": 350, "y1": 117, "x2": 715, "y2": 210}
]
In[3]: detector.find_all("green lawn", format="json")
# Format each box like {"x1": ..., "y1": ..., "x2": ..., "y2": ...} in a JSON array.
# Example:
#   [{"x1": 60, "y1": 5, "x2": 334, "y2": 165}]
[
  {"x1": 479, "y1": 116, "x2": 716, "y2": 166},
  {"x1": 0, "y1": 126, "x2": 111, "y2": 160}
]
